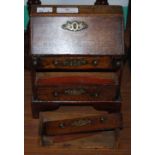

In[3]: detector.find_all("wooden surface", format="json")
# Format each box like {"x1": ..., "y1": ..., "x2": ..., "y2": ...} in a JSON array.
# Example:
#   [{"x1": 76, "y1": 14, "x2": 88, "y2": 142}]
[
  {"x1": 32, "y1": 99, "x2": 121, "y2": 118},
  {"x1": 41, "y1": 131, "x2": 116, "y2": 148},
  {"x1": 35, "y1": 72, "x2": 117, "y2": 102},
  {"x1": 32, "y1": 55, "x2": 123, "y2": 70},
  {"x1": 39, "y1": 108, "x2": 121, "y2": 148},
  {"x1": 30, "y1": 5, "x2": 124, "y2": 55},
  {"x1": 40, "y1": 108, "x2": 122, "y2": 136},
  {"x1": 24, "y1": 63, "x2": 130, "y2": 155},
  {"x1": 32, "y1": 71, "x2": 120, "y2": 118}
]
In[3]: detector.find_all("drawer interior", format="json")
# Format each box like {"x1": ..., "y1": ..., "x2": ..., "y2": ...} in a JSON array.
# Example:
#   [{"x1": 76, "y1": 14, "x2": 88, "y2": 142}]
[
  {"x1": 35, "y1": 72, "x2": 118, "y2": 85},
  {"x1": 40, "y1": 106, "x2": 107, "y2": 122}
]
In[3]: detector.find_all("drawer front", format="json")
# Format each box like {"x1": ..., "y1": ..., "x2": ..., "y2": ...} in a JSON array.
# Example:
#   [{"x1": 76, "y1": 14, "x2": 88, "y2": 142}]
[
  {"x1": 32, "y1": 56, "x2": 123, "y2": 70},
  {"x1": 36, "y1": 84, "x2": 117, "y2": 101},
  {"x1": 42, "y1": 113, "x2": 122, "y2": 136}
]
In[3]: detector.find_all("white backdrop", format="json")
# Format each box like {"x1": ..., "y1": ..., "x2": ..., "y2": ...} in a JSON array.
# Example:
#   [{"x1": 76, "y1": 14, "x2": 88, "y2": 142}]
[{"x1": 24, "y1": 0, "x2": 129, "y2": 6}]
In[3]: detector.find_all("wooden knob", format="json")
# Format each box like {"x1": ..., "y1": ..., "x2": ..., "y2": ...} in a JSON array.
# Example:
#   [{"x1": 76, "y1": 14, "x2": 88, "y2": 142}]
[
  {"x1": 91, "y1": 93, "x2": 99, "y2": 97},
  {"x1": 53, "y1": 60, "x2": 59, "y2": 65},
  {"x1": 53, "y1": 92, "x2": 59, "y2": 97},
  {"x1": 92, "y1": 60, "x2": 99, "y2": 66},
  {"x1": 116, "y1": 60, "x2": 121, "y2": 67},
  {"x1": 59, "y1": 123, "x2": 65, "y2": 128},
  {"x1": 33, "y1": 57, "x2": 37, "y2": 66},
  {"x1": 100, "y1": 116, "x2": 107, "y2": 123}
]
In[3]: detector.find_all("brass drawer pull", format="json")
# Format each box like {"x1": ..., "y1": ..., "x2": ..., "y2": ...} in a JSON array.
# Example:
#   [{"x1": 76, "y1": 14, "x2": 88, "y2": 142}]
[
  {"x1": 59, "y1": 117, "x2": 107, "y2": 129},
  {"x1": 62, "y1": 21, "x2": 88, "y2": 32},
  {"x1": 53, "y1": 59, "x2": 100, "y2": 67},
  {"x1": 53, "y1": 88, "x2": 86, "y2": 97},
  {"x1": 53, "y1": 88, "x2": 100, "y2": 97},
  {"x1": 59, "y1": 119, "x2": 92, "y2": 128},
  {"x1": 64, "y1": 88, "x2": 86, "y2": 96},
  {"x1": 53, "y1": 59, "x2": 88, "y2": 66},
  {"x1": 71, "y1": 119, "x2": 92, "y2": 127}
]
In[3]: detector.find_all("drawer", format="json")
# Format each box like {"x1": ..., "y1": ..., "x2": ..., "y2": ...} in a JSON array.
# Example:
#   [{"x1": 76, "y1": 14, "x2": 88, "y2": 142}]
[
  {"x1": 34, "y1": 72, "x2": 118, "y2": 102},
  {"x1": 39, "y1": 107, "x2": 122, "y2": 136},
  {"x1": 36, "y1": 85, "x2": 117, "y2": 101},
  {"x1": 32, "y1": 55, "x2": 123, "y2": 70}
]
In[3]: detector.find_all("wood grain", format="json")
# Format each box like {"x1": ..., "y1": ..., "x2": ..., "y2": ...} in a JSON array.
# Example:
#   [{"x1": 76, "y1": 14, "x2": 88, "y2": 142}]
[
  {"x1": 30, "y1": 5, "x2": 124, "y2": 55},
  {"x1": 25, "y1": 3, "x2": 129, "y2": 154},
  {"x1": 24, "y1": 63, "x2": 131, "y2": 154},
  {"x1": 31, "y1": 100, "x2": 121, "y2": 118},
  {"x1": 31, "y1": 71, "x2": 120, "y2": 117},
  {"x1": 41, "y1": 131, "x2": 116, "y2": 148},
  {"x1": 36, "y1": 84, "x2": 117, "y2": 101},
  {"x1": 35, "y1": 72, "x2": 118, "y2": 101},
  {"x1": 40, "y1": 111, "x2": 122, "y2": 136},
  {"x1": 32, "y1": 55, "x2": 123, "y2": 70}
]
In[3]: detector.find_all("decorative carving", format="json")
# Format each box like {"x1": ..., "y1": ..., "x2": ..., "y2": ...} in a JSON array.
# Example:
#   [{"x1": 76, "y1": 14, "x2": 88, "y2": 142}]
[{"x1": 62, "y1": 21, "x2": 88, "y2": 32}]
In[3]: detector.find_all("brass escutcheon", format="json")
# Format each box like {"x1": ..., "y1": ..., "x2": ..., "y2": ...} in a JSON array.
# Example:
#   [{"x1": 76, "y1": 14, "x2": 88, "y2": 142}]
[
  {"x1": 64, "y1": 88, "x2": 86, "y2": 96},
  {"x1": 62, "y1": 21, "x2": 88, "y2": 32},
  {"x1": 53, "y1": 59, "x2": 88, "y2": 66}
]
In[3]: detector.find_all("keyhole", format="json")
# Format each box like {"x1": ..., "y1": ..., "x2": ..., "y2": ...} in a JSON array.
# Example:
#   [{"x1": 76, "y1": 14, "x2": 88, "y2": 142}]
[{"x1": 72, "y1": 22, "x2": 78, "y2": 31}]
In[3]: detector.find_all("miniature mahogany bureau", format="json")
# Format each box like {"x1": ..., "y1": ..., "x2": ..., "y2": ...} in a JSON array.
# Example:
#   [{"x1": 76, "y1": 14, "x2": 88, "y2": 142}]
[{"x1": 29, "y1": 5, "x2": 124, "y2": 120}]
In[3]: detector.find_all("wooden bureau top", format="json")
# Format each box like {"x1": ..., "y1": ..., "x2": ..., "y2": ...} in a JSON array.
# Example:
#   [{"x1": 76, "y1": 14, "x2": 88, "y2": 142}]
[{"x1": 30, "y1": 5, "x2": 124, "y2": 55}]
